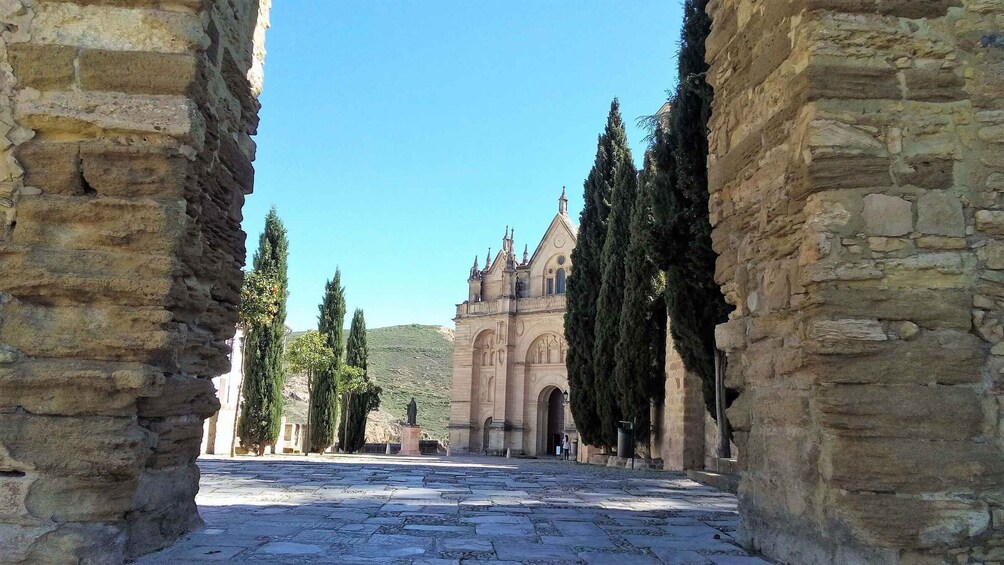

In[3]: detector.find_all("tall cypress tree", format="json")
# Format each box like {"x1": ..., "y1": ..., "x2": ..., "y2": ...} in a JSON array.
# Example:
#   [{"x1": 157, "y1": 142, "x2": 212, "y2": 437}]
[
  {"x1": 338, "y1": 308, "x2": 375, "y2": 453},
  {"x1": 653, "y1": 0, "x2": 731, "y2": 416},
  {"x1": 237, "y1": 207, "x2": 288, "y2": 456},
  {"x1": 613, "y1": 150, "x2": 667, "y2": 445},
  {"x1": 593, "y1": 100, "x2": 638, "y2": 448},
  {"x1": 313, "y1": 269, "x2": 346, "y2": 451},
  {"x1": 565, "y1": 109, "x2": 616, "y2": 448}
]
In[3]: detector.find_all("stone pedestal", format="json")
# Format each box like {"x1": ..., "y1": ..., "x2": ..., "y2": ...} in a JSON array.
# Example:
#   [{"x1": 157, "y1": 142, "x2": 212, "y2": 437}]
[{"x1": 400, "y1": 425, "x2": 422, "y2": 456}]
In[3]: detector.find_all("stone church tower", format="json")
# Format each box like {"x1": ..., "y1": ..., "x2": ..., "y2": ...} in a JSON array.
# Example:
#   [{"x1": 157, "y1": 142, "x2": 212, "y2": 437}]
[{"x1": 449, "y1": 190, "x2": 577, "y2": 456}]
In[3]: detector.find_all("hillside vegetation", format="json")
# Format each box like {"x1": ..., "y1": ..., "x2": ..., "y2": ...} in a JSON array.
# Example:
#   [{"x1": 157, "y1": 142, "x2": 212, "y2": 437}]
[{"x1": 283, "y1": 324, "x2": 454, "y2": 443}]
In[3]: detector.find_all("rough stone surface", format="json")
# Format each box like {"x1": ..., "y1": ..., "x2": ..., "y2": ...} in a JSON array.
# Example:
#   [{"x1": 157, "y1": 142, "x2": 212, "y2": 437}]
[
  {"x1": 0, "y1": 0, "x2": 270, "y2": 561},
  {"x1": 135, "y1": 454, "x2": 769, "y2": 564},
  {"x1": 707, "y1": 1, "x2": 1004, "y2": 563}
]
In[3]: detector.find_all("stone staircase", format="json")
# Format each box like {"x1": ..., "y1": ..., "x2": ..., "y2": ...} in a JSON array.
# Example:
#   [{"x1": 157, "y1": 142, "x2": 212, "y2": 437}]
[{"x1": 687, "y1": 457, "x2": 740, "y2": 494}]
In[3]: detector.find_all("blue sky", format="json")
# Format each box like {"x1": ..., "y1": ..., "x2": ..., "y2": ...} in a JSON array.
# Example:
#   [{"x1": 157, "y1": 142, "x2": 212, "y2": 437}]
[{"x1": 245, "y1": 2, "x2": 684, "y2": 331}]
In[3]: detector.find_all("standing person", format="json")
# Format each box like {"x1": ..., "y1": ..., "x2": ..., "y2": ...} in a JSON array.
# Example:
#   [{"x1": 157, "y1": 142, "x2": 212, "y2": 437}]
[{"x1": 562, "y1": 434, "x2": 570, "y2": 461}]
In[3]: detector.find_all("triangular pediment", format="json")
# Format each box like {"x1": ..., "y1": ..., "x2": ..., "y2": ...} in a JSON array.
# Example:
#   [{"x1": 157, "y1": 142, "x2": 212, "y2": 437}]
[{"x1": 528, "y1": 213, "x2": 577, "y2": 266}]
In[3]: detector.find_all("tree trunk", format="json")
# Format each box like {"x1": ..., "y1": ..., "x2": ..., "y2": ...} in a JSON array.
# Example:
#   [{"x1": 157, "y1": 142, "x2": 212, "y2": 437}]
[
  {"x1": 343, "y1": 390, "x2": 353, "y2": 453},
  {"x1": 304, "y1": 372, "x2": 313, "y2": 454},
  {"x1": 229, "y1": 334, "x2": 249, "y2": 458}
]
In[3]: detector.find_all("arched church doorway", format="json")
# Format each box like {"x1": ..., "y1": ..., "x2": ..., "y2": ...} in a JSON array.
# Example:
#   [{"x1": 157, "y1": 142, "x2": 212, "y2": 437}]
[
  {"x1": 536, "y1": 386, "x2": 565, "y2": 456},
  {"x1": 483, "y1": 417, "x2": 493, "y2": 454}
]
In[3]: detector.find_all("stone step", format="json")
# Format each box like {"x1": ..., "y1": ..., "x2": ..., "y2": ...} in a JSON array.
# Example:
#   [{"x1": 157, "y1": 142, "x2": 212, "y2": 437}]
[
  {"x1": 709, "y1": 456, "x2": 739, "y2": 475},
  {"x1": 687, "y1": 469, "x2": 740, "y2": 494}
]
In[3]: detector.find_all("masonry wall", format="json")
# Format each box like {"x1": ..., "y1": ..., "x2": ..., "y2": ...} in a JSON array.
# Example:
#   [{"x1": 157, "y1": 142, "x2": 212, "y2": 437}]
[
  {"x1": 0, "y1": 0, "x2": 268, "y2": 561},
  {"x1": 707, "y1": 0, "x2": 1004, "y2": 563}
]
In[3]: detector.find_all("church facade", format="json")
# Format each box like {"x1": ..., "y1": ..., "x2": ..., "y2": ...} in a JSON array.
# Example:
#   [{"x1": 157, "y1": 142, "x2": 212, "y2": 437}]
[{"x1": 448, "y1": 191, "x2": 577, "y2": 456}]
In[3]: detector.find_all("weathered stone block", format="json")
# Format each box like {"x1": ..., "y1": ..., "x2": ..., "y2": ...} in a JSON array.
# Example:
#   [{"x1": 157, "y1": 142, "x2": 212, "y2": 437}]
[
  {"x1": 79, "y1": 142, "x2": 190, "y2": 198},
  {"x1": 834, "y1": 492, "x2": 990, "y2": 548},
  {"x1": 876, "y1": 0, "x2": 963, "y2": 19},
  {"x1": 979, "y1": 240, "x2": 1004, "y2": 270},
  {"x1": 811, "y1": 157, "x2": 893, "y2": 191},
  {"x1": 0, "y1": 414, "x2": 152, "y2": 475},
  {"x1": 15, "y1": 141, "x2": 82, "y2": 195},
  {"x1": 0, "y1": 301, "x2": 177, "y2": 364},
  {"x1": 79, "y1": 50, "x2": 197, "y2": 96},
  {"x1": 7, "y1": 44, "x2": 76, "y2": 91},
  {"x1": 863, "y1": 194, "x2": 912, "y2": 236},
  {"x1": 976, "y1": 210, "x2": 1004, "y2": 236},
  {"x1": 809, "y1": 64, "x2": 901, "y2": 100},
  {"x1": 917, "y1": 192, "x2": 966, "y2": 236},
  {"x1": 26, "y1": 475, "x2": 136, "y2": 522},
  {"x1": 905, "y1": 69, "x2": 967, "y2": 102},
  {"x1": 817, "y1": 384, "x2": 984, "y2": 439},
  {"x1": 12, "y1": 195, "x2": 185, "y2": 254},
  {"x1": 822, "y1": 436, "x2": 1004, "y2": 493},
  {"x1": 0, "y1": 245, "x2": 176, "y2": 306},
  {"x1": 808, "y1": 319, "x2": 888, "y2": 354},
  {"x1": 900, "y1": 158, "x2": 954, "y2": 190},
  {"x1": 0, "y1": 360, "x2": 162, "y2": 416},
  {"x1": 814, "y1": 330, "x2": 985, "y2": 385}
]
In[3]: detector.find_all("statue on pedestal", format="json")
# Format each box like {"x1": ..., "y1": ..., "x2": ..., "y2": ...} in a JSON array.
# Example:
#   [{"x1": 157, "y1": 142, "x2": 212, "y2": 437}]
[{"x1": 406, "y1": 397, "x2": 417, "y2": 426}]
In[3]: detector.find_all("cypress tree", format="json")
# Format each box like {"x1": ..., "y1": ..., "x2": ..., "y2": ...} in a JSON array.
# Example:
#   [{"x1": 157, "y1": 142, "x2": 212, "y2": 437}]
[
  {"x1": 565, "y1": 108, "x2": 616, "y2": 448},
  {"x1": 313, "y1": 269, "x2": 346, "y2": 451},
  {"x1": 653, "y1": 0, "x2": 731, "y2": 416},
  {"x1": 237, "y1": 207, "x2": 288, "y2": 456},
  {"x1": 338, "y1": 308, "x2": 375, "y2": 453},
  {"x1": 593, "y1": 99, "x2": 639, "y2": 448},
  {"x1": 613, "y1": 150, "x2": 667, "y2": 445}
]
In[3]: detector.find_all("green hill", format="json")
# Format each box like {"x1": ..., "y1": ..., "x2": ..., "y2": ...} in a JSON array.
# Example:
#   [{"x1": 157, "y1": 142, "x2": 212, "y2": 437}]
[
  {"x1": 367, "y1": 324, "x2": 454, "y2": 442},
  {"x1": 283, "y1": 324, "x2": 454, "y2": 443}
]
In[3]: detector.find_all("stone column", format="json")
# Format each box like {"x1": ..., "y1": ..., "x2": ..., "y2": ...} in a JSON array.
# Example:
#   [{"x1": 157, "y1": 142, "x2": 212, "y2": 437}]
[
  {"x1": 448, "y1": 322, "x2": 474, "y2": 453},
  {"x1": 0, "y1": 0, "x2": 269, "y2": 561},
  {"x1": 707, "y1": 1, "x2": 1004, "y2": 563},
  {"x1": 660, "y1": 317, "x2": 706, "y2": 471}
]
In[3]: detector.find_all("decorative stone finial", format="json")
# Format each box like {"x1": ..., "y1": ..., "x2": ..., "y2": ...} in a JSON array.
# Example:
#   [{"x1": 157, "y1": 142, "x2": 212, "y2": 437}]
[
  {"x1": 559, "y1": 186, "x2": 568, "y2": 215},
  {"x1": 485, "y1": 248, "x2": 492, "y2": 269},
  {"x1": 469, "y1": 255, "x2": 480, "y2": 279},
  {"x1": 522, "y1": 244, "x2": 529, "y2": 265}
]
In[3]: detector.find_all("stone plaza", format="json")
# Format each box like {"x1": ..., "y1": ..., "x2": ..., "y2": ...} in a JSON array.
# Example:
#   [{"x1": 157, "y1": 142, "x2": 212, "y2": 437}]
[{"x1": 136, "y1": 454, "x2": 769, "y2": 564}]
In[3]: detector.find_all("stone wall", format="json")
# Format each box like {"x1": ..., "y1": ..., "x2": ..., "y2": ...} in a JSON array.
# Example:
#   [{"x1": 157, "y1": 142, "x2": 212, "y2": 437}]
[
  {"x1": 658, "y1": 317, "x2": 706, "y2": 470},
  {"x1": 707, "y1": 0, "x2": 1004, "y2": 563},
  {"x1": 0, "y1": 0, "x2": 268, "y2": 561}
]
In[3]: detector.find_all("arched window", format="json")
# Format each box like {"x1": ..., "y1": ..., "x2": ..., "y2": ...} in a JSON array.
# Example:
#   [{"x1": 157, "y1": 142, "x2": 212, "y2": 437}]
[{"x1": 556, "y1": 268, "x2": 566, "y2": 294}]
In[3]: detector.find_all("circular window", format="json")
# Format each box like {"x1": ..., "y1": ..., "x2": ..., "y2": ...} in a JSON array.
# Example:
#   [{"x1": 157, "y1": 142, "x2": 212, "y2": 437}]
[
  {"x1": 557, "y1": 255, "x2": 566, "y2": 265},
  {"x1": 548, "y1": 268, "x2": 553, "y2": 274}
]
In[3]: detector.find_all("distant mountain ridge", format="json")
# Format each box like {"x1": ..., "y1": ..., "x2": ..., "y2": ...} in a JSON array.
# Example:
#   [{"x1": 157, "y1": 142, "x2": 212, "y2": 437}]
[{"x1": 283, "y1": 324, "x2": 453, "y2": 443}]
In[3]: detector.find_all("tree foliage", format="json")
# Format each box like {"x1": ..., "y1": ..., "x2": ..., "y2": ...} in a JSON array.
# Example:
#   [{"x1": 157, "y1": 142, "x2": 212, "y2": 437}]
[
  {"x1": 285, "y1": 330, "x2": 335, "y2": 379},
  {"x1": 593, "y1": 99, "x2": 639, "y2": 448},
  {"x1": 565, "y1": 103, "x2": 616, "y2": 448},
  {"x1": 237, "y1": 207, "x2": 289, "y2": 455},
  {"x1": 338, "y1": 309, "x2": 380, "y2": 453},
  {"x1": 285, "y1": 330, "x2": 335, "y2": 453},
  {"x1": 614, "y1": 150, "x2": 667, "y2": 443},
  {"x1": 312, "y1": 270, "x2": 346, "y2": 451},
  {"x1": 651, "y1": 0, "x2": 731, "y2": 416},
  {"x1": 238, "y1": 270, "x2": 282, "y2": 330}
]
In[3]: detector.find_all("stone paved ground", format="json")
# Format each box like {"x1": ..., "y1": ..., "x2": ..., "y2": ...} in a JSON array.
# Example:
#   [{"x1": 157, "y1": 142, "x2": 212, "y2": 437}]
[{"x1": 137, "y1": 454, "x2": 770, "y2": 564}]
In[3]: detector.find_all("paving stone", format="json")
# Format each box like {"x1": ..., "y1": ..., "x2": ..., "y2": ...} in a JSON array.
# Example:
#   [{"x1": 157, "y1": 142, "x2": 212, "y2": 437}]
[
  {"x1": 541, "y1": 534, "x2": 613, "y2": 548},
  {"x1": 493, "y1": 540, "x2": 578, "y2": 561},
  {"x1": 257, "y1": 541, "x2": 325, "y2": 555},
  {"x1": 133, "y1": 454, "x2": 763, "y2": 563},
  {"x1": 651, "y1": 548, "x2": 715, "y2": 565},
  {"x1": 580, "y1": 551, "x2": 663, "y2": 565}
]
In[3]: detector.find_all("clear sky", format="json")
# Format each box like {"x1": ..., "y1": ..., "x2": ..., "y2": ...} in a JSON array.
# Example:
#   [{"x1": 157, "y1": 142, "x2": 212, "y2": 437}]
[{"x1": 244, "y1": 2, "x2": 684, "y2": 331}]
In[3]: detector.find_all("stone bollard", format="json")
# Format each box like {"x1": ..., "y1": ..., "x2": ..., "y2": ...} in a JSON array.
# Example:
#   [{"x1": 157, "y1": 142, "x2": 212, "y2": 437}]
[
  {"x1": 385, "y1": 443, "x2": 391, "y2": 455},
  {"x1": 505, "y1": 448, "x2": 511, "y2": 459},
  {"x1": 446, "y1": 446, "x2": 452, "y2": 457}
]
